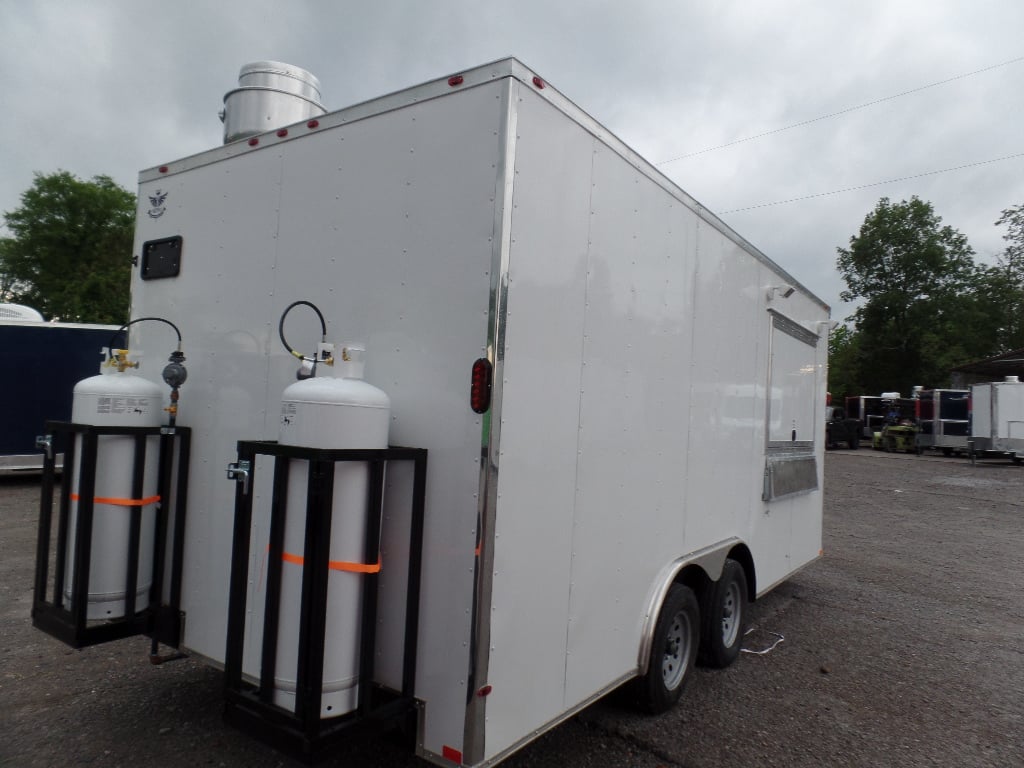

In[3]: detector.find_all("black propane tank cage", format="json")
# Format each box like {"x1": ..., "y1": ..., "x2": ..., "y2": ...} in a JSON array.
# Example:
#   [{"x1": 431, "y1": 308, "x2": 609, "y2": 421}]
[
  {"x1": 223, "y1": 440, "x2": 427, "y2": 762},
  {"x1": 32, "y1": 421, "x2": 191, "y2": 649}
]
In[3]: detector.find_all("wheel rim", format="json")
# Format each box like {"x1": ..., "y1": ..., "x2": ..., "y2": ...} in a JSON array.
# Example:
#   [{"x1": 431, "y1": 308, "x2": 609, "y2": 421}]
[
  {"x1": 661, "y1": 610, "x2": 691, "y2": 690},
  {"x1": 720, "y1": 581, "x2": 741, "y2": 647}
]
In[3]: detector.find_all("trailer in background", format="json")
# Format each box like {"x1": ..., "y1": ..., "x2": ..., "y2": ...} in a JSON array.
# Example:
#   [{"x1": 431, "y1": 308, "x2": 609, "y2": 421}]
[
  {"x1": 0, "y1": 313, "x2": 124, "y2": 473},
  {"x1": 969, "y1": 377, "x2": 1024, "y2": 463},
  {"x1": 846, "y1": 393, "x2": 915, "y2": 439},
  {"x1": 914, "y1": 389, "x2": 969, "y2": 456},
  {"x1": 825, "y1": 405, "x2": 860, "y2": 449}
]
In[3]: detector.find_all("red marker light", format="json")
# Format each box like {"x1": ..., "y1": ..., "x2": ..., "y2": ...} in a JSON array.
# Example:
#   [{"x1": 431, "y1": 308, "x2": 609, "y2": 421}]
[
  {"x1": 448, "y1": 75, "x2": 464, "y2": 87},
  {"x1": 476, "y1": 684, "x2": 493, "y2": 697},
  {"x1": 158, "y1": 165, "x2": 169, "y2": 174},
  {"x1": 532, "y1": 76, "x2": 545, "y2": 89},
  {"x1": 277, "y1": 128, "x2": 288, "y2": 137},
  {"x1": 307, "y1": 119, "x2": 320, "y2": 129},
  {"x1": 248, "y1": 137, "x2": 259, "y2": 146},
  {"x1": 470, "y1": 358, "x2": 492, "y2": 414}
]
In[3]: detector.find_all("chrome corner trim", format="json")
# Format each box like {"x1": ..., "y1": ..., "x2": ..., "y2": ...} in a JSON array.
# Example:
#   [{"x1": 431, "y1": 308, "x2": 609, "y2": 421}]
[{"x1": 462, "y1": 75, "x2": 521, "y2": 766}]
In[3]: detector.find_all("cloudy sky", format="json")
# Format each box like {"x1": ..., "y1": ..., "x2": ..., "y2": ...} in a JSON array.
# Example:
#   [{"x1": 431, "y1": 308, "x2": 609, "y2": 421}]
[{"x1": 2, "y1": 0, "x2": 1021, "y2": 320}]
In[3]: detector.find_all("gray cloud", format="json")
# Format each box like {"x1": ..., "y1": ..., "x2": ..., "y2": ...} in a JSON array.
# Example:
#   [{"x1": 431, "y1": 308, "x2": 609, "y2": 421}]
[{"x1": 2, "y1": 0, "x2": 1021, "y2": 320}]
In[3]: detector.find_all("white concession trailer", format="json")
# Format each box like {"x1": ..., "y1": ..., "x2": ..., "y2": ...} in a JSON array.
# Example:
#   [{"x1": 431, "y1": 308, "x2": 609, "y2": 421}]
[
  {"x1": 33, "y1": 59, "x2": 828, "y2": 766},
  {"x1": 970, "y1": 377, "x2": 1024, "y2": 462}
]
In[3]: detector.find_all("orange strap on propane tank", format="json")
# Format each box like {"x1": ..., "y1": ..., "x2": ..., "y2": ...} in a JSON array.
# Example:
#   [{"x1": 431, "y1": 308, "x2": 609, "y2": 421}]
[
  {"x1": 70, "y1": 493, "x2": 160, "y2": 507},
  {"x1": 281, "y1": 551, "x2": 381, "y2": 574}
]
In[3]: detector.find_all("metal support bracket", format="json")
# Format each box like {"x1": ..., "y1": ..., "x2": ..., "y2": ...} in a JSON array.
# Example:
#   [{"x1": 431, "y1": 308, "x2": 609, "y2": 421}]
[
  {"x1": 226, "y1": 460, "x2": 252, "y2": 495},
  {"x1": 35, "y1": 434, "x2": 53, "y2": 460}
]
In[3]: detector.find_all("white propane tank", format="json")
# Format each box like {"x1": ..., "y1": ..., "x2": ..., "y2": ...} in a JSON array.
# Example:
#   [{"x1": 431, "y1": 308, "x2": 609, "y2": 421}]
[
  {"x1": 66, "y1": 358, "x2": 164, "y2": 619},
  {"x1": 273, "y1": 346, "x2": 390, "y2": 718}
]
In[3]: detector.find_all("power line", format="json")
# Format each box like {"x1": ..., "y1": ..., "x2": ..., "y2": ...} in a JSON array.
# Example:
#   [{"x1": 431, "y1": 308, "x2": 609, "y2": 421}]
[
  {"x1": 657, "y1": 55, "x2": 1024, "y2": 165},
  {"x1": 719, "y1": 151, "x2": 1024, "y2": 213}
]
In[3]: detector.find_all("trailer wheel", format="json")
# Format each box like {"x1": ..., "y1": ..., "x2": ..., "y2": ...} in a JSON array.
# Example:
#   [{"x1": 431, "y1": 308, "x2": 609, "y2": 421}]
[
  {"x1": 635, "y1": 584, "x2": 699, "y2": 714},
  {"x1": 699, "y1": 559, "x2": 748, "y2": 668}
]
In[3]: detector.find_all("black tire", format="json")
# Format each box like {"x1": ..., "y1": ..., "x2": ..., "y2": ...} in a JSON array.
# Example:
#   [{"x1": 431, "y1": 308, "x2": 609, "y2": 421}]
[
  {"x1": 699, "y1": 559, "x2": 748, "y2": 669},
  {"x1": 633, "y1": 584, "x2": 699, "y2": 714},
  {"x1": 848, "y1": 435, "x2": 859, "y2": 450}
]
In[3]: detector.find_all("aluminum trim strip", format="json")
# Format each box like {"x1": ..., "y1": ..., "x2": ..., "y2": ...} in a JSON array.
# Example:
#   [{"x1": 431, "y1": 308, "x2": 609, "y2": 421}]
[
  {"x1": 767, "y1": 308, "x2": 820, "y2": 347},
  {"x1": 762, "y1": 454, "x2": 819, "y2": 501},
  {"x1": 462, "y1": 77, "x2": 520, "y2": 766},
  {"x1": 766, "y1": 441, "x2": 815, "y2": 451}
]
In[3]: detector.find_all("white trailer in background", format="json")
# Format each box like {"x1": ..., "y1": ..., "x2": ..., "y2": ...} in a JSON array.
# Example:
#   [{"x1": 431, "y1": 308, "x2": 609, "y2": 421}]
[
  {"x1": 970, "y1": 377, "x2": 1024, "y2": 463},
  {"x1": 34, "y1": 59, "x2": 828, "y2": 766},
  {"x1": 914, "y1": 388, "x2": 969, "y2": 456}
]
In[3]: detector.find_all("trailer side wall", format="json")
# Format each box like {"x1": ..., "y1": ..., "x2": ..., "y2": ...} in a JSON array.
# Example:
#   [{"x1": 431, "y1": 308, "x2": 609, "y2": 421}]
[{"x1": 478, "y1": 84, "x2": 826, "y2": 763}]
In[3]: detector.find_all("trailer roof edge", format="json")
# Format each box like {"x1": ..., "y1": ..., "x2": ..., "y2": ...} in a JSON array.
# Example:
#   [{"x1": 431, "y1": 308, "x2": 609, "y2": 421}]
[{"x1": 139, "y1": 56, "x2": 829, "y2": 313}]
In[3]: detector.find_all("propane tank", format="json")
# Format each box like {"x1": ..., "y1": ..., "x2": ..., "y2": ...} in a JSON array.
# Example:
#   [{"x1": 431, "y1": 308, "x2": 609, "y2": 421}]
[
  {"x1": 273, "y1": 344, "x2": 390, "y2": 718},
  {"x1": 65, "y1": 350, "x2": 164, "y2": 619}
]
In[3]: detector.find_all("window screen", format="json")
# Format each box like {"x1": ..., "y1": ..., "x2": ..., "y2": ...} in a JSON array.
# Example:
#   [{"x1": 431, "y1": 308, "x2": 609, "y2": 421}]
[{"x1": 766, "y1": 310, "x2": 819, "y2": 447}]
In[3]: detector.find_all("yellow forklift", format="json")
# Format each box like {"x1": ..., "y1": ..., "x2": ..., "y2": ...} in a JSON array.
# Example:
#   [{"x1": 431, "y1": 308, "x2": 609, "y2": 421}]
[{"x1": 871, "y1": 394, "x2": 918, "y2": 453}]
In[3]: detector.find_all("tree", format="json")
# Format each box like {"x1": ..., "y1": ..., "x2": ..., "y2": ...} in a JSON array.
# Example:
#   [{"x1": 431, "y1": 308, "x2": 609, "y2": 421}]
[
  {"x1": 0, "y1": 237, "x2": 19, "y2": 301},
  {"x1": 836, "y1": 197, "x2": 979, "y2": 393},
  {"x1": 1, "y1": 171, "x2": 135, "y2": 323},
  {"x1": 983, "y1": 203, "x2": 1024, "y2": 351},
  {"x1": 826, "y1": 323, "x2": 864, "y2": 400},
  {"x1": 996, "y1": 203, "x2": 1024, "y2": 274}
]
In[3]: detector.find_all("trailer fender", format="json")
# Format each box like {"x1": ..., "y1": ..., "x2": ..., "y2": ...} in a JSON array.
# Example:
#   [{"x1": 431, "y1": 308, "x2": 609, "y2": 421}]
[{"x1": 637, "y1": 537, "x2": 743, "y2": 676}]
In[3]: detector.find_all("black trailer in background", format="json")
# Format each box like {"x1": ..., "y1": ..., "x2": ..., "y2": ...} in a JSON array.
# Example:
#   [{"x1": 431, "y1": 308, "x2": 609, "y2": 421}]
[
  {"x1": 845, "y1": 395, "x2": 916, "y2": 439},
  {"x1": 0, "y1": 322, "x2": 124, "y2": 473},
  {"x1": 915, "y1": 389, "x2": 970, "y2": 455}
]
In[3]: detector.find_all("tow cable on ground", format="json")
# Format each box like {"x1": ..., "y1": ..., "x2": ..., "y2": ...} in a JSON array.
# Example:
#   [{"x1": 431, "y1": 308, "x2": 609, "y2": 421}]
[{"x1": 741, "y1": 627, "x2": 785, "y2": 655}]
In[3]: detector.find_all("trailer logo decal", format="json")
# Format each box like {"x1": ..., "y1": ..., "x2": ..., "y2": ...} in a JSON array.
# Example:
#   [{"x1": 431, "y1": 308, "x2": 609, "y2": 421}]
[{"x1": 147, "y1": 190, "x2": 168, "y2": 219}]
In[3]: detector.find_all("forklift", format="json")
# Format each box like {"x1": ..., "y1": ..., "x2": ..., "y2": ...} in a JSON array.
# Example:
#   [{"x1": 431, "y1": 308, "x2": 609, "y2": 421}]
[{"x1": 872, "y1": 395, "x2": 918, "y2": 453}]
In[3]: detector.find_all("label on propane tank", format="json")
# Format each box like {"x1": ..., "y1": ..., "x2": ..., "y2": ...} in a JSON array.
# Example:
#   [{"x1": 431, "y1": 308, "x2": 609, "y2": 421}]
[
  {"x1": 95, "y1": 396, "x2": 153, "y2": 416},
  {"x1": 281, "y1": 402, "x2": 298, "y2": 424}
]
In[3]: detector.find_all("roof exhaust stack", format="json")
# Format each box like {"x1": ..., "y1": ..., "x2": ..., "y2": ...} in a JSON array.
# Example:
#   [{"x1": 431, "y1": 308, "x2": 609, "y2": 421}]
[{"x1": 221, "y1": 61, "x2": 326, "y2": 144}]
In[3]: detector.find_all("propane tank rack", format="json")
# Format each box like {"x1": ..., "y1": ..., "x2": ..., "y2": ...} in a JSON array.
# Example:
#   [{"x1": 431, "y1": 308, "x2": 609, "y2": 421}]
[
  {"x1": 32, "y1": 421, "x2": 192, "y2": 649},
  {"x1": 223, "y1": 440, "x2": 427, "y2": 762}
]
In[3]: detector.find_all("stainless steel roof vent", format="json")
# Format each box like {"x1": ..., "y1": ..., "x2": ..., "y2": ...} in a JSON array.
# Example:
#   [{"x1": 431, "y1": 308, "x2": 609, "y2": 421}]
[{"x1": 221, "y1": 61, "x2": 326, "y2": 144}]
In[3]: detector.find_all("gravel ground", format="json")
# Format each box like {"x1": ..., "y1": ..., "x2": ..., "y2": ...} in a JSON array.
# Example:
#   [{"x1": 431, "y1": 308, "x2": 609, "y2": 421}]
[{"x1": 1, "y1": 451, "x2": 1021, "y2": 767}]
